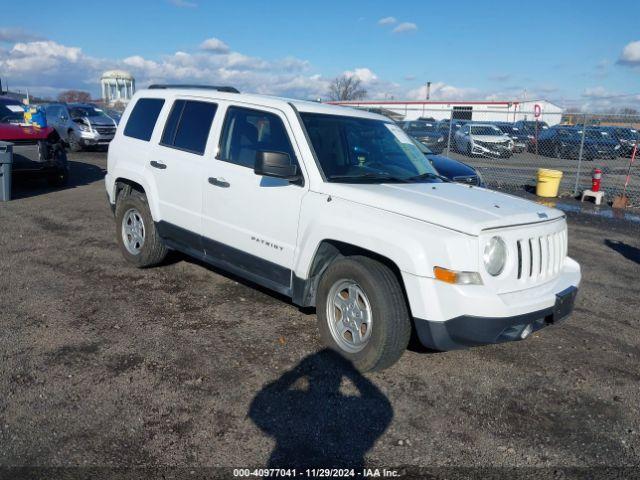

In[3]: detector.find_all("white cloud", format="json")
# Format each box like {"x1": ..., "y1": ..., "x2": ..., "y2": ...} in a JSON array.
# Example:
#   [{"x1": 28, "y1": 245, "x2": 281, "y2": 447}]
[
  {"x1": 618, "y1": 40, "x2": 640, "y2": 66},
  {"x1": 407, "y1": 82, "x2": 478, "y2": 101},
  {"x1": 200, "y1": 37, "x2": 230, "y2": 53},
  {"x1": 168, "y1": 0, "x2": 197, "y2": 7},
  {"x1": 344, "y1": 67, "x2": 378, "y2": 83},
  {"x1": 0, "y1": 36, "x2": 331, "y2": 100},
  {"x1": 378, "y1": 17, "x2": 397, "y2": 25},
  {"x1": 392, "y1": 22, "x2": 418, "y2": 34}
]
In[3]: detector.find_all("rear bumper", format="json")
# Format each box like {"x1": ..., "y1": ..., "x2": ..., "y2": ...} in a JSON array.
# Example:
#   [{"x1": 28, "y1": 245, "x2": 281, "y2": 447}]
[{"x1": 414, "y1": 286, "x2": 577, "y2": 350}]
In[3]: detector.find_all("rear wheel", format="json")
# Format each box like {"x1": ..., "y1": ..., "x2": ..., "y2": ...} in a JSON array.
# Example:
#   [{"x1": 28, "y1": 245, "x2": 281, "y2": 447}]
[
  {"x1": 316, "y1": 256, "x2": 411, "y2": 372},
  {"x1": 115, "y1": 189, "x2": 167, "y2": 267}
]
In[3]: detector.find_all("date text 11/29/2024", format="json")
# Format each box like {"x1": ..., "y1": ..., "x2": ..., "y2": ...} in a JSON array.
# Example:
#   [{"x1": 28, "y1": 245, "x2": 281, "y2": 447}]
[{"x1": 233, "y1": 468, "x2": 401, "y2": 477}]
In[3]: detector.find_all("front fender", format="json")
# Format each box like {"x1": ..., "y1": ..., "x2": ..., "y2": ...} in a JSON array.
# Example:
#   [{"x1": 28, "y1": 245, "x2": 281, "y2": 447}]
[{"x1": 294, "y1": 192, "x2": 479, "y2": 279}]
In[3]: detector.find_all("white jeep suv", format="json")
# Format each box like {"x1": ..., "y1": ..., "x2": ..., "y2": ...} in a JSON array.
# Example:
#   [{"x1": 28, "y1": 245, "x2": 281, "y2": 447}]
[{"x1": 105, "y1": 85, "x2": 580, "y2": 371}]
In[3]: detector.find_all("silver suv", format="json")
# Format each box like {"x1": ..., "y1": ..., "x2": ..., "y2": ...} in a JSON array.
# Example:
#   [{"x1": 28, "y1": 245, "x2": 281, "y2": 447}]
[{"x1": 45, "y1": 103, "x2": 118, "y2": 151}]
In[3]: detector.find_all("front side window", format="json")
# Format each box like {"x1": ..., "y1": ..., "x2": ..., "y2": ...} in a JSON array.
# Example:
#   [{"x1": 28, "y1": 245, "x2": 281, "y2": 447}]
[
  {"x1": 300, "y1": 113, "x2": 440, "y2": 183},
  {"x1": 218, "y1": 106, "x2": 297, "y2": 168},
  {"x1": 160, "y1": 100, "x2": 217, "y2": 155},
  {"x1": 124, "y1": 98, "x2": 165, "y2": 141}
]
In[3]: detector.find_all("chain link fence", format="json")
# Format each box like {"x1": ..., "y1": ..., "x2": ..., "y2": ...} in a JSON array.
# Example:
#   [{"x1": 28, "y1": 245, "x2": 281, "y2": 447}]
[{"x1": 363, "y1": 106, "x2": 640, "y2": 207}]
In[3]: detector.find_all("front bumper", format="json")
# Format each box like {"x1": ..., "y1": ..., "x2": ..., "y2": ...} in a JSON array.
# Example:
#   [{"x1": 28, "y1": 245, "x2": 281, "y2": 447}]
[
  {"x1": 402, "y1": 256, "x2": 581, "y2": 350},
  {"x1": 472, "y1": 143, "x2": 512, "y2": 157},
  {"x1": 414, "y1": 286, "x2": 577, "y2": 350},
  {"x1": 80, "y1": 130, "x2": 114, "y2": 145}
]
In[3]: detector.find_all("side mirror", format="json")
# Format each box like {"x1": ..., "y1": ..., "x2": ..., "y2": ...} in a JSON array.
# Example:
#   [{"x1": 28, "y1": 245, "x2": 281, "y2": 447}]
[{"x1": 254, "y1": 151, "x2": 300, "y2": 181}]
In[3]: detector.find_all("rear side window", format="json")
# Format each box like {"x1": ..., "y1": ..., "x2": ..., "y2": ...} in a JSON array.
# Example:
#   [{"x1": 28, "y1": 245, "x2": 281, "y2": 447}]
[
  {"x1": 124, "y1": 98, "x2": 165, "y2": 141},
  {"x1": 160, "y1": 100, "x2": 217, "y2": 155},
  {"x1": 218, "y1": 106, "x2": 296, "y2": 168}
]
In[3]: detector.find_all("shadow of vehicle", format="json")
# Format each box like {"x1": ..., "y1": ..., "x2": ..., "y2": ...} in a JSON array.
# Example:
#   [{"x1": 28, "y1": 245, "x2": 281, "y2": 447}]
[
  {"x1": 248, "y1": 349, "x2": 393, "y2": 469},
  {"x1": 10, "y1": 160, "x2": 106, "y2": 200},
  {"x1": 604, "y1": 239, "x2": 640, "y2": 264}
]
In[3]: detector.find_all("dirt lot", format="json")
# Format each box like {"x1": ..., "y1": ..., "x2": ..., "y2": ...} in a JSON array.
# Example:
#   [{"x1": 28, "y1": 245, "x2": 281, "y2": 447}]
[{"x1": 0, "y1": 151, "x2": 639, "y2": 475}]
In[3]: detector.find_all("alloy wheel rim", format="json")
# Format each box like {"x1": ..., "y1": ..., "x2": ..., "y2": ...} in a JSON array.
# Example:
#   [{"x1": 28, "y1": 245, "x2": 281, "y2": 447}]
[
  {"x1": 122, "y1": 208, "x2": 145, "y2": 255},
  {"x1": 326, "y1": 279, "x2": 373, "y2": 353}
]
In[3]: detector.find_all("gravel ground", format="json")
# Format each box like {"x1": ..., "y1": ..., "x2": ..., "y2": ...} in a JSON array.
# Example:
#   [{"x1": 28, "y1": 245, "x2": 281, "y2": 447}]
[{"x1": 0, "y1": 151, "x2": 639, "y2": 476}]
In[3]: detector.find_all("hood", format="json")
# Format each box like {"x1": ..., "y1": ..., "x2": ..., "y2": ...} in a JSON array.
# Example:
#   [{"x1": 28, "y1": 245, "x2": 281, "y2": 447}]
[
  {"x1": 0, "y1": 123, "x2": 54, "y2": 141},
  {"x1": 470, "y1": 135, "x2": 510, "y2": 143},
  {"x1": 427, "y1": 154, "x2": 476, "y2": 178},
  {"x1": 89, "y1": 117, "x2": 117, "y2": 127},
  {"x1": 321, "y1": 182, "x2": 563, "y2": 236}
]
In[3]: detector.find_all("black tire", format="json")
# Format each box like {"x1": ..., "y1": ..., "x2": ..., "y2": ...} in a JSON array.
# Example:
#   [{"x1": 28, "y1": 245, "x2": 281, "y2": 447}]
[
  {"x1": 67, "y1": 131, "x2": 82, "y2": 152},
  {"x1": 115, "y1": 188, "x2": 167, "y2": 268},
  {"x1": 554, "y1": 144, "x2": 562, "y2": 159},
  {"x1": 316, "y1": 256, "x2": 411, "y2": 372}
]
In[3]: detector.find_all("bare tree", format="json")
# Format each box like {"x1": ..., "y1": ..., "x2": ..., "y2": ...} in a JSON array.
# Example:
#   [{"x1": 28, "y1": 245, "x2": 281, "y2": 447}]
[
  {"x1": 57, "y1": 90, "x2": 92, "y2": 103},
  {"x1": 327, "y1": 75, "x2": 367, "y2": 101}
]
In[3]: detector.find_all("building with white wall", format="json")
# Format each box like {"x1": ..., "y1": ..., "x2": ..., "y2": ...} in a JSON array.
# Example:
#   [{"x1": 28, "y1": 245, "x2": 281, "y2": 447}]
[
  {"x1": 329, "y1": 100, "x2": 564, "y2": 125},
  {"x1": 101, "y1": 70, "x2": 135, "y2": 106}
]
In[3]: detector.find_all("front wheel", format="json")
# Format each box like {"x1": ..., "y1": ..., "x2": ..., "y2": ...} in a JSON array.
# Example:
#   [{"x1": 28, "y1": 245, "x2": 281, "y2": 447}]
[
  {"x1": 316, "y1": 256, "x2": 411, "y2": 372},
  {"x1": 67, "y1": 131, "x2": 82, "y2": 152},
  {"x1": 115, "y1": 189, "x2": 167, "y2": 268}
]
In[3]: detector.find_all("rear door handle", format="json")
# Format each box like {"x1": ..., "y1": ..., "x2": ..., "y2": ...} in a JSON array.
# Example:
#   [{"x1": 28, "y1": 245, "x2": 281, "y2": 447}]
[
  {"x1": 208, "y1": 177, "x2": 230, "y2": 188},
  {"x1": 150, "y1": 161, "x2": 166, "y2": 170}
]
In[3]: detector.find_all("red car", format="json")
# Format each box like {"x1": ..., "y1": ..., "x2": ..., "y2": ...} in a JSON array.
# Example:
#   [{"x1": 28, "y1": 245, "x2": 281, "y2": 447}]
[{"x1": 0, "y1": 96, "x2": 68, "y2": 186}]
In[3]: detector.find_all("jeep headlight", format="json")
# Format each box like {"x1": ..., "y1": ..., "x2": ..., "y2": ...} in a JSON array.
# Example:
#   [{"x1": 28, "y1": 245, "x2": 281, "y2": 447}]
[
  {"x1": 78, "y1": 122, "x2": 90, "y2": 132},
  {"x1": 483, "y1": 236, "x2": 507, "y2": 276}
]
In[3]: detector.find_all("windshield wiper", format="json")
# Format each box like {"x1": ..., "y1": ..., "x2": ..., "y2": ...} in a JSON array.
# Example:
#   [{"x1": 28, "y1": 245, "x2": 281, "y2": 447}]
[
  {"x1": 328, "y1": 172, "x2": 400, "y2": 182},
  {"x1": 403, "y1": 172, "x2": 451, "y2": 183}
]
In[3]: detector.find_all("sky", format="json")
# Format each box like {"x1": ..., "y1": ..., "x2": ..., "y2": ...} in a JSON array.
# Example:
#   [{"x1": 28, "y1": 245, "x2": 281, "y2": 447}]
[{"x1": 1, "y1": 0, "x2": 639, "y2": 110}]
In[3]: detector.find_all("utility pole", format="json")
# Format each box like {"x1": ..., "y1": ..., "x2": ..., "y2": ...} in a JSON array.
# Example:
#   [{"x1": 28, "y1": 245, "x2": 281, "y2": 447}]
[{"x1": 426, "y1": 81, "x2": 431, "y2": 100}]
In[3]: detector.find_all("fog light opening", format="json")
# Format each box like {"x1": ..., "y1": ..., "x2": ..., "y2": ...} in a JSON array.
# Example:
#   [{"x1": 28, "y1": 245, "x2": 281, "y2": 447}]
[{"x1": 520, "y1": 324, "x2": 533, "y2": 339}]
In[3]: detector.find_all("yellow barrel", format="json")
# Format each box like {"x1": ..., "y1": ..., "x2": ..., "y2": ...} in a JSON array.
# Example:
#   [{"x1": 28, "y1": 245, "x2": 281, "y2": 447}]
[{"x1": 536, "y1": 168, "x2": 563, "y2": 198}]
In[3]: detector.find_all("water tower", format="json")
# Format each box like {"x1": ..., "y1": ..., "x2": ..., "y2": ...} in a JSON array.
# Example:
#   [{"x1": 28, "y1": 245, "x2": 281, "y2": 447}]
[{"x1": 101, "y1": 70, "x2": 135, "y2": 105}]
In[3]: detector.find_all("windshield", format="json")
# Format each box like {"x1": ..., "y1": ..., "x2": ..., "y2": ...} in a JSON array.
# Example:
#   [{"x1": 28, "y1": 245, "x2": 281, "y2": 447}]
[
  {"x1": 583, "y1": 129, "x2": 610, "y2": 140},
  {"x1": 70, "y1": 106, "x2": 109, "y2": 119},
  {"x1": 301, "y1": 113, "x2": 440, "y2": 183},
  {"x1": 0, "y1": 100, "x2": 24, "y2": 123},
  {"x1": 496, "y1": 125, "x2": 518, "y2": 135},
  {"x1": 470, "y1": 125, "x2": 503, "y2": 136}
]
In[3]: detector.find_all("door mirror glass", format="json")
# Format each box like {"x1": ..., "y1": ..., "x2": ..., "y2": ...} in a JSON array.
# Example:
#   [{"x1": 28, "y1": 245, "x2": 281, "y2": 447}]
[{"x1": 254, "y1": 151, "x2": 300, "y2": 181}]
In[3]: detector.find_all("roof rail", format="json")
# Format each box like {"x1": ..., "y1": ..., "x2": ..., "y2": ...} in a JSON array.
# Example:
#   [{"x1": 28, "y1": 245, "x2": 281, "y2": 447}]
[{"x1": 148, "y1": 84, "x2": 239, "y2": 93}]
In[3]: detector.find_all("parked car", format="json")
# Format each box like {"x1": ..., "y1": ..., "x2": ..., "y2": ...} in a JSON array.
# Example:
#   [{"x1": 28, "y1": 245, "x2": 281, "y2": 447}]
[
  {"x1": 437, "y1": 119, "x2": 468, "y2": 144},
  {"x1": 537, "y1": 126, "x2": 620, "y2": 160},
  {"x1": 44, "y1": 103, "x2": 118, "y2": 151},
  {"x1": 398, "y1": 120, "x2": 446, "y2": 153},
  {"x1": 514, "y1": 120, "x2": 549, "y2": 135},
  {"x1": 598, "y1": 126, "x2": 638, "y2": 157},
  {"x1": 454, "y1": 123, "x2": 514, "y2": 157},
  {"x1": 106, "y1": 85, "x2": 580, "y2": 372},
  {"x1": 493, "y1": 122, "x2": 530, "y2": 153},
  {"x1": 411, "y1": 138, "x2": 484, "y2": 187},
  {"x1": 0, "y1": 115, "x2": 69, "y2": 186}
]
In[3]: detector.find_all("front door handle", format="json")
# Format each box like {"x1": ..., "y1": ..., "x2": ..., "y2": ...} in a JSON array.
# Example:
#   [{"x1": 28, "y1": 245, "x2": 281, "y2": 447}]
[
  {"x1": 150, "y1": 161, "x2": 166, "y2": 170},
  {"x1": 208, "y1": 177, "x2": 230, "y2": 188}
]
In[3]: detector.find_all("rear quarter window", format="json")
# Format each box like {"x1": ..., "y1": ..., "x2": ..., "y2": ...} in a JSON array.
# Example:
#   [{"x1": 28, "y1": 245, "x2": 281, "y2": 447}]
[
  {"x1": 160, "y1": 100, "x2": 217, "y2": 155},
  {"x1": 123, "y1": 98, "x2": 165, "y2": 141}
]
